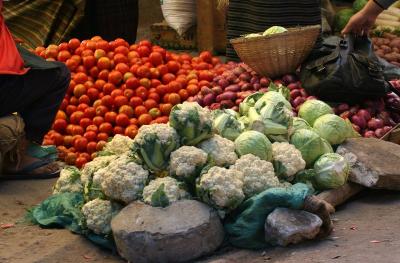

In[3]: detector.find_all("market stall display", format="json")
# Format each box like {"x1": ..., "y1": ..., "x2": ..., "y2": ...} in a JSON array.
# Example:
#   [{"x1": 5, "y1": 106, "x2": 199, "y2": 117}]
[{"x1": 33, "y1": 37, "x2": 227, "y2": 167}]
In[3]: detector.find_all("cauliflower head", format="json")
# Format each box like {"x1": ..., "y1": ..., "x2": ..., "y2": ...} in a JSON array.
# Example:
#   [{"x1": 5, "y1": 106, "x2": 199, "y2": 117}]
[
  {"x1": 132, "y1": 124, "x2": 179, "y2": 173},
  {"x1": 230, "y1": 154, "x2": 280, "y2": 198},
  {"x1": 103, "y1": 134, "x2": 134, "y2": 155},
  {"x1": 170, "y1": 146, "x2": 208, "y2": 183},
  {"x1": 272, "y1": 142, "x2": 306, "y2": 181},
  {"x1": 169, "y1": 102, "x2": 213, "y2": 145},
  {"x1": 198, "y1": 135, "x2": 238, "y2": 167},
  {"x1": 94, "y1": 154, "x2": 149, "y2": 204},
  {"x1": 53, "y1": 166, "x2": 82, "y2": 194},
  {"x1": 143, "y1": 177, "x2": 190, "y2": 207},
  {"x1": 81, "y1": 199, "x2": 120, "y2": 235},
  {"x1": 197, "y1": 166, "x2": 244, "y2": 211}
]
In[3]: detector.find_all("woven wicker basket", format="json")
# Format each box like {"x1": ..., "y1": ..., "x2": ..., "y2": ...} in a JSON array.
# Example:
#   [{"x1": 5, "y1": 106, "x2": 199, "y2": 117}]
[{"x1": 230, "y1": 25, "x2": 321, "y2": 78}]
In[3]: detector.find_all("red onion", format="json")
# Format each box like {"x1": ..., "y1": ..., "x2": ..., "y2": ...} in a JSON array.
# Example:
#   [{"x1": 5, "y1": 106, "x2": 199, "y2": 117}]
[
  {"x1": 235, "y1": 98, "x2": 244, "y2": 105},
  {"x1": 218, "y1": 79, "x2": 229, "y2": 88},
  {"x1": 211, "y1": 86, "x2": 223, "y2": 95},
  {"x1": 367, "y1": 118, "x2": 384, "y2": 130},
  {"x1": 253, "y1": 83, "x2": 261, "y2": 90},
  {"x1": 260, "y1": 77, "x2": 270, "y2": 87},
  {"x1": 209, "y1": 103, "x2": 221, "y2": 110},
  {"x1": 377, "y1": 111, "x2": 396, "y2": 126},
  {"x1": 287, "y1": 83, "x2": 300, "y2": 90},
  {"x1": 224, "y1": 84, "x2": 240, "y2": 92},
  {"x1": 259, "y1": 88, "x2": 269, "y2": 93},
  {"x1": 363, "y1": 130, "x2": 376, "y2": 138},
  {"x1": 241, "y1": 83, "x2": 253, "y2": 91},
  {"x1": 299, "y1": 89, "x2": 308, "y2": 98},
  {"x1": 357, "y1": 109, "x2": 371, "y2": 121},
  {"x1": 336, "y1": 103, "x2": 350, "y2": 114},
  {"x1": 290, "y1": 89, "x2": 301, "y2": 99},
  {"x1": 231, "y1": 106, "x2": 239, "y2": 111},
  {"x1": 349, "y1": 106, "x2": 360, "y2": 115},
  {"x1": 220, "y1": 100, "x2": 234, "y2": 109},
  {"x1": 374, "y1": 128, "x2": 386, "y2": 138},
  {"x1": 250, "y1": 76, "x2": 259, "y2": 85},
  {"x1": 203, "y1": 93, "x2": 215, "y2": 106},
  {"x1": 383, "y1": 126, "x2": 393, "y2": 133},
  {"x1": 216, "y1": 91, "x2": 237, "y2": 102},
  {"x1": 239, "y1": 73, "x2": 251, "y2": 82},
  {"x1": 293, "y1": 97, "x2": 306, "y2": 108},
  {"x1": 282, "y1": 74, "x2": 297, "y2": 85},
  {"x1": 201, "y1": 86, "x2": 213, "y2": 95},
  {"x1": 351, "y1": 115, "x2": 367, "y2": 129},
  {"x1": 187, "y1": 96, "x2": 195, "y2": 102}
]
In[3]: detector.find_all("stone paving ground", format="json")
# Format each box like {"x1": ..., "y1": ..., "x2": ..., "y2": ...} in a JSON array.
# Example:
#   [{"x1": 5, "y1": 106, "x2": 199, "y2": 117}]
[{"x1": 1, "y1": 178, "x2": 400, "y2": 263}]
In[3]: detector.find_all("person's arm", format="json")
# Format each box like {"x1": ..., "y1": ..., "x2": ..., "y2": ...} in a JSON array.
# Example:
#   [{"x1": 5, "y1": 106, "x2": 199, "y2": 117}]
[{"x1": 341, "y1": 0, "x2": 389, "y2": 35}]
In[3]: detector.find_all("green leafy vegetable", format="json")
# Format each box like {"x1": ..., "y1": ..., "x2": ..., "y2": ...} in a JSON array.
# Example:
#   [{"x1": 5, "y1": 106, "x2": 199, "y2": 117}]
[
  {"x1": 313, "y1": 114, "x2": 353, "y2": 145},
  {"x1": 234, "y1": 130, "x2": 273, "y2": 161},
  {"x1": 313, "y1": 153, "x2": 350, "y2": 190},
  {"x1": 298, "y1": 99, "x2": 333, "y2": 126},
  {"x1": 151, "y1": 183, "x2": 170, "y2": 208}
]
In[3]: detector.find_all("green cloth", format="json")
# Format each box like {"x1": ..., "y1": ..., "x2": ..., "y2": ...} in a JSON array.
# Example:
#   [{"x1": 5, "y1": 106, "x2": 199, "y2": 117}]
[
  {"x1": 27, "y1": 192, "x2": 115, "y2": 250},
  {"x1": 224, "y1": 183, "x2": 313, "y2": 249},
  {"x1": 3, "y1": 0, "x2": 86, "y2": 49}
]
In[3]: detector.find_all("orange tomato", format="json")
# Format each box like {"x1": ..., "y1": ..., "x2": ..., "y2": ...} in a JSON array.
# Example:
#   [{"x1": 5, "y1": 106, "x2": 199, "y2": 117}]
[
  {"x1": 160, "y1": 103, "x2": 173, "y2": 115},
  {"x1": 167, "y1": 93, "x2": 181, "y2": 105},
  {"x1": 134, "y1": 105, "x2": 148, "y2": 117},
  {"x1": 178, "y1": 89, "x2": 189, "y2": 101},
  {"x1": 138, "y1": 114, "x2": 153, "y2": 125}
]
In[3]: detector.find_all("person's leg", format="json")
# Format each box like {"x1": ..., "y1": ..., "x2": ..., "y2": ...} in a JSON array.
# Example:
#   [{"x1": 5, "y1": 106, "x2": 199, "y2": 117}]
[
  {"x1": 0, "y1": 63, "x2": 70, "y2": 176},
  {"x1": 0, "y1": 63, "x2": 70, "y2": 143}
]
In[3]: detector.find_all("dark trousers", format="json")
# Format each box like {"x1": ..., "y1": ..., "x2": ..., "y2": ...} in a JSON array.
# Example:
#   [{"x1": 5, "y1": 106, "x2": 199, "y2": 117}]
[{"x1": 0, "y1": 64, "x2": 70, "y2": 143}]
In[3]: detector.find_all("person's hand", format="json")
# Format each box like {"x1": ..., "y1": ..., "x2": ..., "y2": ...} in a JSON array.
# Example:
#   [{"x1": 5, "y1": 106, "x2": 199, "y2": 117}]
[
  {"x1": 341, "y1": 1, "x2": 384, "y2": 36},
  {"x1": 341, "y1": 10, "x2": 377, "y2": 36}
]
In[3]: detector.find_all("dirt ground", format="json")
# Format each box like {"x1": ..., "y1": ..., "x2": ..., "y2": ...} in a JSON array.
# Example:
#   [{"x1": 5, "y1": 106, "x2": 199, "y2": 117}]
[{"x1": 1, "y1": 179, "x2": 400, "y2": 263}]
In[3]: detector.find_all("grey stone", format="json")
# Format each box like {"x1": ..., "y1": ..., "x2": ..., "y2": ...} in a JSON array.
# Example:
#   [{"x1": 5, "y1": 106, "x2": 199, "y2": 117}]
[
  {"x1": 336, "y1": 138, "x2": 400, "y2": 190},
  {"x1": 111, "y1": 200, "x2": 224, "y2": 263},
  {"x1": 264, "y1": 208, "x2": 322, "y2": 246}
]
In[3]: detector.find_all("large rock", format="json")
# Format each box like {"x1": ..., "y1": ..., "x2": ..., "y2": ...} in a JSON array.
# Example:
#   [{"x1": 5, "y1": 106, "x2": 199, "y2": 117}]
[
  {"x1": 111, "y1": 200, "x2": 224, "y2": 263},
  {"x1": 264, "y1": 208, "x2": 322, "y2": 246},
  {"x1": 336, "y1": 138, "x2": 400, "y2": 190}
]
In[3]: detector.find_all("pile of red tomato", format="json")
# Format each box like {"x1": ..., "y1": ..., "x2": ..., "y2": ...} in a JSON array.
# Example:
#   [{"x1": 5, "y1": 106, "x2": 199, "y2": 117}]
[{"x1": 38, "y1": 36, "x2": 227, "y2": 167}]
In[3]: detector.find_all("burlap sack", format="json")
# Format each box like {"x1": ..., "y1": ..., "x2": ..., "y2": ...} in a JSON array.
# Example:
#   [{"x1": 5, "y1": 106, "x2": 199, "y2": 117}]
[{"x1": 0, "y1": 114, "x2": 25, "y2": 173}]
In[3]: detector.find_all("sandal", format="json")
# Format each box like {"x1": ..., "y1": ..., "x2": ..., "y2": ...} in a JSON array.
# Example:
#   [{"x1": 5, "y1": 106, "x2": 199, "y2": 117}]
[{"x1": 0, "y1": 158, "x2": 60, "y2": 180}]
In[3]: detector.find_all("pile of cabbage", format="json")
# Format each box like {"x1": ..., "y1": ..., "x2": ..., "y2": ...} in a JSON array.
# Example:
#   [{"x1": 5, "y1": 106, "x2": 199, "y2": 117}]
[{"x1": 48, "y1": 91, "x2": 356, "y2": 241}]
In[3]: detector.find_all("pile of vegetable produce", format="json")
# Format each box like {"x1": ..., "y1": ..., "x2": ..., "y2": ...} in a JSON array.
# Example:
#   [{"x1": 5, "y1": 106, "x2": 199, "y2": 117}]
[
  {"x1": 37, "y1": 89, "x2": 356, "y2": 247},
  {"x1": 35, "y1": 37, "x2": 228, "y2": 167},
  {"x1": 372, "y1": 31, "x2": 400, "y2": 66},
  {"x1": 333, "y1": 92, "x2": 400, "y2": 138}
]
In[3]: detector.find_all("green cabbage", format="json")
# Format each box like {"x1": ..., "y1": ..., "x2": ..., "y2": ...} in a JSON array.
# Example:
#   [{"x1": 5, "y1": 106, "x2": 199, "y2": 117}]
[
  {"x1": 334, "y1": 8, "x2": 355, "y2": 32},
  {"x1": 234, "y1": 130, "x2": 273, "y2": 161},
  {"x1": 313, "y1": 114, "x2": 351, "y2": 145},
  {"x1": 353, "y1": 0, "x2": 367, "y2": 12},
  {"x1": 313, "y1": 153, "x2": 350, "y2": 190},
  {"x1": 263, "y1": 26, "x2": 288, "y2": 36},
  {"x1": 293, "y1": 117, "x2": 312, "y2": 132},
  {"x1": 298, "y1": 100, "x2": 333, "y2": 126},
  {"x1": 212, "y1": 110, "x2": 244, "y2": 141},
  {"x1": 239, "y1": 92, "x2": 264, "y2": 116},
  {"x1": 254, "y1": 91, "x2": 292, "y2": 112},
  {"x1": 290, "y1": 129, "x2": 333, "y2": 167}
]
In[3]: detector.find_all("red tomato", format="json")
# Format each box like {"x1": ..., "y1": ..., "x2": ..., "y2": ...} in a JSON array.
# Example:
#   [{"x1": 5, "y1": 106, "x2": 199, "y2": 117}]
[
  {"x1": 137, "y1": 46, "x2": 151, "y2": 57},
  {"x1": 138, "y1": 114, "x2": 153, "y2": 125},
  {"x1": 98, "y1": 69, "x2": 109, "y2": 81},
  {"x1": 113, "y1": 126, "x2": 125, "y2": 135},
  {"x1": 135, "y1": 86, "x2": 148, "y2": 100},
  {"x1": 83, "y1": 56, "x2": 96, "y2": 69},
  {"x1": 101, "y1": 95, "x2": 114, "y2": 108},
  {"x1": 79, "y1": 118, "x2": 93, "y2": 130},
  {"x1": 70, "y1": 111, "x2": 84, "y2": 124},
  {"x1": 72, "y1": 125, "x2": 84, "y2": 136},
  {"x1": 97, "y1": 57, "x2": 111, "y2": 70},
  {"x1": 53, "y1": 119, "x2": 67, "y2": 132},
  {"x1": 99, "y1": 122, "x2": 113, "y2": 135},
  {"x1": 134, "y1": 105, "x2": 147, "y2": 117},
  {"x1": 110, "y1": 89, "x2": 123, "y2": 99},
  {"x1": 123, "y1": 88, "x2": 135, "y2": 99},
  {"x1": 119, "y1": 105, "x2": 134, "y2": 118},
  {"x1": 97, "y1": 132, "x2": 109, "y2": 141},
  {"x1": 63, "y1": 135, "x2": 74, "y2": 147},
  {"x1": 125, "y1": 77, "x2": 140, "y2": 89},
  {"x1": 102, "y1": 83, "x2": 115, "y2": 95},
  {"x1": 160, "y1": 103, "x2": 173, "y2": 115},
  {"x1": 166, "y1": 61, "x2": 180, "y2": 74},
  {"x1": 104, "y1": 111, "x2": 117, "y2": 124},
  {"x1": 75, "y1": 157, "x2": 88, "y2": 168},
  {"x1": 108, "y1": 70, "x2": 123, "y2": 85},
  {"x1": 143, "y1": 99, "x2": 158, "y2": 110},
  {"x1": 96, "y1": 140, "x2": 107, "y2": 151},
  {"x1": 87, "y1": 88, "x2": 100, "y2": 101},
  {"x1": 84, "y1": 107, "x2": 96, "y2": 119},
  {"x1": 114, "y1": 95, "x2": 128, "y2": 108},
  {"x1": 78, "y1": 95, "x2": 91, "y2": 105},
  {"x1": 115, "y1": 63, "x2": 130, "y2": 75},
  {"x1": 56, "y1": 110, "x2": 67, "y2": 120},
  {"x1": 115, "y1": 113, "x2": 130, "y2": 127},
  {"x1": 86, "y1": 124, "x2": 99, "y2": 133},
  {"x1": 73, "y1": 84, "x2": 86, "y2": 98},
  {"x1": 125, "y1": 125, "x2": 138, "y2": 138},
  {"x1": 74, "y1": 137, "x2": 88, "y2": 152},
  {"x1": 84, "y1": 131, "x2": 97, "y2": 142},
  {"x1": 149, "y1": 52, "x2": 163, "y2": 66},
  {"x1": 65, "y1": 152, "x2": 78, "y2": 165},
  {"x1": 162, "y1": 73, "x2": 176, "y2": 84},
  {"x1": 57, "y1": 50, "x2": 71, "y2": 62},
  {"x1": 136, "y1": 65, "x2": 151, "y2": 78},
  {"x1": 87, "y1": 141, "x2": 98, "y2": 154},
  {"x1": 95, "y1": 105, "x2": 109, "y2": 117},
  {"x1": 129, "y1": 96, "x2": 143, "y2": 108},
  {"x1": 68, "y1": 38, "x2": 80, "y2": 50},
  {"x1": 93, "y1": 116, "x2": 104, "y2": 126}
]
